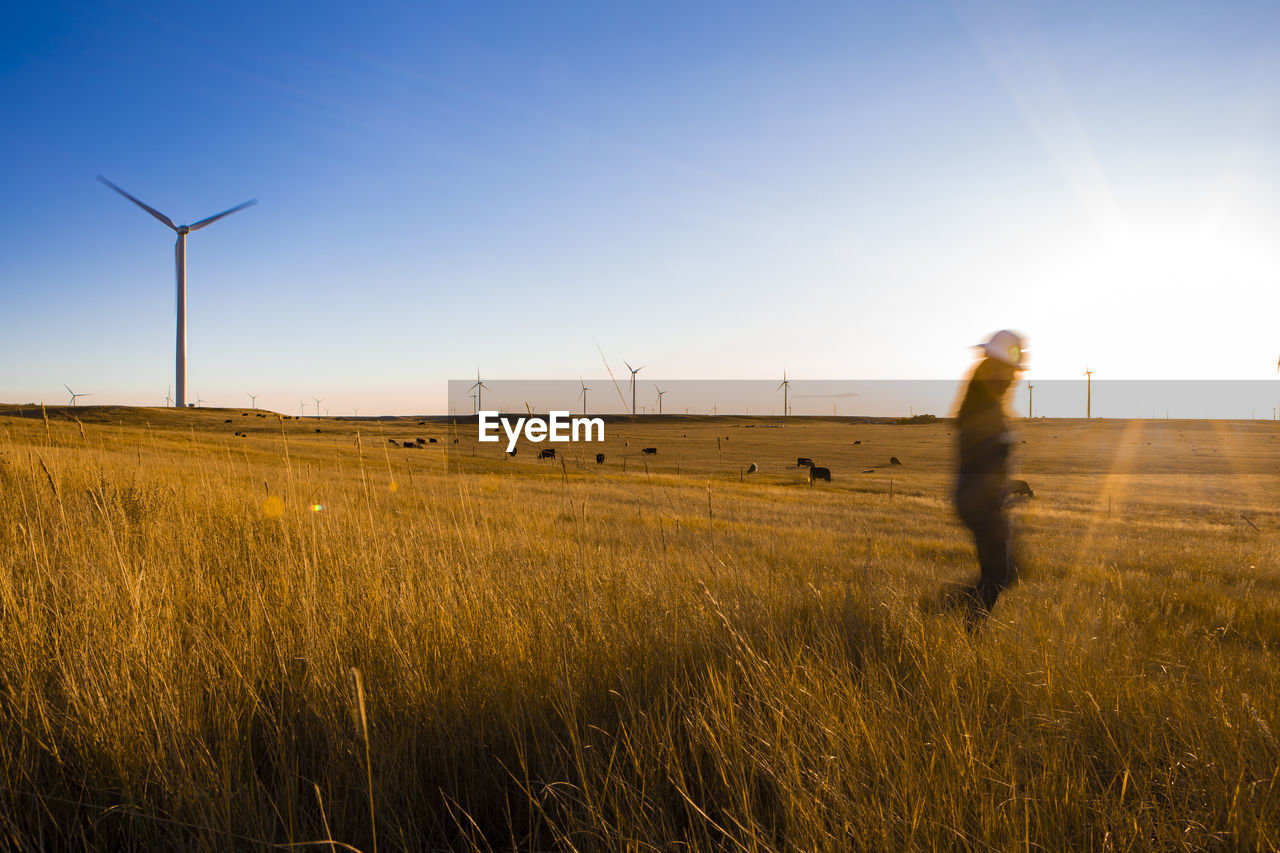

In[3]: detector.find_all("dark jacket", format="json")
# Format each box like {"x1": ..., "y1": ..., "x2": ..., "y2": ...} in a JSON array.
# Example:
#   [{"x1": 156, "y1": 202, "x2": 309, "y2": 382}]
[{"x1": 957, "y1": 360, "x2": 1012, "y2": 478}]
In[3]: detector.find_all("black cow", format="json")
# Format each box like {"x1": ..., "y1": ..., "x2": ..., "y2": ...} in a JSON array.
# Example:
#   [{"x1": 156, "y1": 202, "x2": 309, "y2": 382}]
[
  {"x1": 747, "y1": 462, "x2": 758, "y2": 474},
  {"x1": 538, "y1": 448, "x2": 556, "y2": 460},
  {"x1": 596, "y1": 453, "x2": 605, "y2": 464},
  {"x1": 797, "y1": 457, "x2": 814, "y2": 467},
  {"x1": 808, "y1": 466, "x2": 832, "y2": 482},
  {"x1": 1007, "y1": 479, "x2": 1034, "y2": 500},
  {"x1": 642, "y1": 447, "x2": 658, "y2": 455},
  {"x1": 416, "y1": 437, "x2": 426, "y2": 444},
  {"x1": 428, "y1": 437, "x2": 438, "y2": 443},
  {"x1": 388, "y1": 439, "x2": 399, "y2": 446},
  {"x1": 889, "y1": 456, "x2": 901, "y2": 465}
]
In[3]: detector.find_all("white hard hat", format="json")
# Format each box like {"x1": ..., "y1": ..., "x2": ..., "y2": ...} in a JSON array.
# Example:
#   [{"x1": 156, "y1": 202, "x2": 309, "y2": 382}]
[{"x1": 976, "y1": 330, "x2": 1027, "y2": 368}]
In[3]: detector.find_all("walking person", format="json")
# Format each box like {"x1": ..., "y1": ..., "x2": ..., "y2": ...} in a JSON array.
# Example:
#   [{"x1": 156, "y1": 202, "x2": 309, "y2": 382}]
[{"x1": 954, "y1": 330, "x2": 1027, "y2": 618}]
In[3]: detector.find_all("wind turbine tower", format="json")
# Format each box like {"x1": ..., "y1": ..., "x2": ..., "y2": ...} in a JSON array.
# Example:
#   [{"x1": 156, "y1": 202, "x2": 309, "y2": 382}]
[
  {"x1": 248, "y1": 392, "x2": 258, "y2": 409},
  {"x1": 1084, "y1": 368, "x2": 1093, "y2": 419},
  {"x1": 579, "y1": 379, "x2": 590, "y2": 415},
  {"x1": 469, "y1": 370, "x2": 489, "y2": 413},
  {"x1": 98, "y1": 175, "x2": 256, "y2": 409},
  {"x1": 655, "y1": 385, "x2": 667, "y2": 415},
  {"x1": 313, "y1": 397, "x2": 324, "y2": 419},
  {"x1": 1027, "y1": 383, "x2": 1034, "y2": 419},
  {"x1": 625, "y1": 361, "x2": 643, "y2": 415},
  {"x1": 778, "y1": 371, "x2": 791, "y2": 416}
]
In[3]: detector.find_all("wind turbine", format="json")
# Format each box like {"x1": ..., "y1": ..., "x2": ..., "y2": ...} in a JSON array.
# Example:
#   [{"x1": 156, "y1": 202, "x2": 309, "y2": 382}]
[
  {"x1": 654, "y1": 385, "x2": 667, "y2": 415},
  {"x1": 64, "y1": 384, "x2": 90, "y2": 406},
  {"x1": 624, "y1": 361, "x2": 643, "y2": 415},
  {"x1": 1084, "y1": 368, "x2": 1093, "y2": 419},
  {"x1": 469, "y1": 369, "x2": 489, "y2": 413},
  {"x1": 97, "y1": 175, "x2": 256, "y2": 409},
  {"x1": 247, "y1": 392, "x2": 258, "y2": 409},
  {"x1": 1027, "y1": 383, "x2": 1034, "y2": 419},
  {"x1": 313, "y1": 397, "x2": 324, "y2": 419},
  {"x1": 778, "y1": 371, "x2": 791, "y2": 416},
  {"x1": 578, "y1": 379, "x2": 590, "y2": 415},
  {"x1": 298, "y1": 401, "x2": 305, "y2": 417},
  {"x1": 164, "y1": 386, "x2": 173, "y2": 407},
  {"x1": 193, "y1": 392, "x2": 206, "y2": 408}
]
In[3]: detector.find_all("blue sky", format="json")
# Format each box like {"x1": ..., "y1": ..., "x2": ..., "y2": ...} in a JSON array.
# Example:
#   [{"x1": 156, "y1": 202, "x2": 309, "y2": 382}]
[{"x1": 3, "y1": 1, "x2": 1279, "y2": 414}]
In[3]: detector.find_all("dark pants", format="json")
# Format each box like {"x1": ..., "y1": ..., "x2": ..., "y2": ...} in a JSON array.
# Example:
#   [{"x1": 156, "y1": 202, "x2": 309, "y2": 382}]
[{"x1": 954, "y1": 473, "x2": 1016, "y2": 612}]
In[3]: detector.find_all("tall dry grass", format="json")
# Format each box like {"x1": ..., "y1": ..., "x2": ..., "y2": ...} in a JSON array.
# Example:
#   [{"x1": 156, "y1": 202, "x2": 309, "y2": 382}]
[{"x1": 0, "y1": 410, "x2": 1277, "y2": 850}]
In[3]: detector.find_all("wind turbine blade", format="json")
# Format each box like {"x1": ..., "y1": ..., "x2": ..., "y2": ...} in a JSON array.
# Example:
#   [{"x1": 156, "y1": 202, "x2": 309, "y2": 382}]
[
  {"x1": 97, "y1": 175, "x2": 177, "y2": 230},
  {"x1": 64, "y1": 384, "x2": 73, "y2": 395},
  {"x1": 624, "y1": 361, "x2": 633, "y2": 373},
  {"x1": 188, "y1": 198, "x2": 258, "y2": 231}
]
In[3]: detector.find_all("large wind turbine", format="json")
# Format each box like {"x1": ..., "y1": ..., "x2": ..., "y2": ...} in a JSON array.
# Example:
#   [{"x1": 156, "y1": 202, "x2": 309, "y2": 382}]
[
  {"x1": 625, "y1": 361, "x2": 643, "y2": 415},
  {"x1": 778, "y1": 371, "x2": 791, "y2": 416},
  {"x1": 654, "y1": 384, "x2": 667, "y2": 415},
  {"x1": 97, "y1": 175, "x2": 256, "y2": 409},
  {"x1": 578, "y1": 379, "x2": 590, "y2": 415},
  {"x1": 64, "y1": 384, "x2": 90, "y2": 406}
]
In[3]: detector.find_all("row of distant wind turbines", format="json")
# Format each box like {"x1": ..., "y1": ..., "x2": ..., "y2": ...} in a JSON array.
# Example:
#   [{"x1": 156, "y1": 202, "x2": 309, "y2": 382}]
[{"x1": 92, "y1": 174, "x2": 1280, "y2": 418}]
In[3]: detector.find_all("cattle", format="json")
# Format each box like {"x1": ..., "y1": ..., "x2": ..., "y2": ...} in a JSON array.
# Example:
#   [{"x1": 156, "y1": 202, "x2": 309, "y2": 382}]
[
  {"x1": 538, "y1": 448, "x2": 556, "y2": 460},
  {"x1": 315, "y1": 429, "x2": 322, "y2": 433},
  {"x1": 747, "y1": 462, "x2": 758, "y2": 474},
  {"x1": 642, "y1": 447, "x2": 657, "y2": 455},
  {"x1": 403, "y1": 443, "x2": 416, "y2": 450},
  {"x1": 234, "y1": 432, "x2": 241, "y2": 436},
  {"x1": 416, "y1": 437, "x2": 426, "y2": 444},
  {"x1": 388, "y1": 439, "x2": 399, "y2": 446},
  {"x1": 428, "y1": 437, "x2": 438, "y2": 443},
  {"x1": 889, "y1": 456, "x2": 901, "y2": 465},
  {"x1": 241, "y1": 413, "x2": 248, "y2": 416},
  {"x1": 596, "y1": 453, "x2": 605, "y2": 464},
  {"x1": 797, "y1": 457, "x2": 814, "y2": 467},
  {"x1": 808, "y1": 466, "x2": 832, "y2": 482},
  {"x1": 224, "y1": 419, "x2": 233, "y2": 424},
  {"x1": 1007, "y1": 479, "x2": 1034, "y2": 500},
  {"x1": 853, "y1": 440, "x2": 861, "y2": 445}
]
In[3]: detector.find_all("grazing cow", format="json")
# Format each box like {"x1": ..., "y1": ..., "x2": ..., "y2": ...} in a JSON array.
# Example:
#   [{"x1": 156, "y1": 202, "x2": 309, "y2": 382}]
[
  {"x1": 797, "y1": 457, "x2": 814, "y2": 467},
  {"x1": 388, "y1": 439, "x2": 399, "y2": 447},
  {"x1": 428, "y1": 437, "x2": 438, "y2": 443},
  {"x1": 538, "y1": 448, "x2": 556, "y2": 460},
  {"x1": 747, "y1": 462, "x2": 758, "y2": 474},
  {"x1": 889, "y1": 456, "x2": 901, "y2": 465},
  {"x1": 315, "y1": 429, "x2": 322, "y2": 433},
  {"x1": 224, "y1": 419, "x2": 232, "y2": 424},
  {"x1": 809, "y1": 466, "x2": 832, "y2": 482},
  {"x1": 1006, "y1": 479, "x2": 1034, "y2": 499},
  {"x1": 853, "y1": 440, "x2": 861, "y2": 445},
  {"x1": 416, "y1": 437, "x2": 426, "y2": 444},
  {"x1": 596, "y1": 453, "x2": 605, "y2": 464},
  {"x1": 642, "y1": 447, "x2": 657, "y2": 455},
  {"x1": 403, "y1": 443, "x2": 416, "y2": 450}
]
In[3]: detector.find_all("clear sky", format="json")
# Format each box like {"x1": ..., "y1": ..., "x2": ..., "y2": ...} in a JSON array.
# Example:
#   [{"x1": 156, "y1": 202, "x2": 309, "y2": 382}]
[{"x1": 3, "y1": 1, "x2": 1279, "y2": 415}]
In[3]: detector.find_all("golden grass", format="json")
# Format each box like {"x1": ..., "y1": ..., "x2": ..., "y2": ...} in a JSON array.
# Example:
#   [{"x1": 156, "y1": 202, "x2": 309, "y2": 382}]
[{"x1": 0, "y1": 405, "x2": 1277, "y2": 850}]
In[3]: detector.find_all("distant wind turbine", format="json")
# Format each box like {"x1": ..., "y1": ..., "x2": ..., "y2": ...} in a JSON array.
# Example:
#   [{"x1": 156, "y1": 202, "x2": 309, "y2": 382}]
[
  {"x1": 193, "y1": 392, "x2": 206, "y2": 408},
  {"x1": 298, "y1": 401, "x2": 305, "y2": 417},
  {"x1": 97, "y1": 176, "x2": 256, "y2": 409},
  {"x1": 778, "y1": 371, "x2": 791, "y2": 416},
  {"x1": 1084, "y1": 368, "x2": 1093, "y2": 419},
  {"x1": 625, "y1": 361, "x2": 643, "y2": 415},
  {"x1": 248, "y1": 392, "x2": 258, "y2": 409},
  {"x1": 654, "y1": 385, "x2": 667, "y2": 415},
  {"x1": 64, "y1": 384, "x2": 90, "y2": 406},
  {"x1": 578, "y1": 379, "x2": 590, "y2": 415},
  {"x1": 469, "y1": 369, "x2": 489, "y2": 413},
  {"x1": 164, "y1": 386, "x2": 172, "y2": 407},
  {"x1": 313, "y1": 397, "x2": 324, "y2": 419}
]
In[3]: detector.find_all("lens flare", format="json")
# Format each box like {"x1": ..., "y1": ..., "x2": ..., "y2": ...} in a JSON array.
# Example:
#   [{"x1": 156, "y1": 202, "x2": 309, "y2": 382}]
[
  {"x1": 310, "y1": 504, "x2": 325, "y2": 512},
  {"x1": 262, "y1": 495, "x2": 284, "y2": 518}
]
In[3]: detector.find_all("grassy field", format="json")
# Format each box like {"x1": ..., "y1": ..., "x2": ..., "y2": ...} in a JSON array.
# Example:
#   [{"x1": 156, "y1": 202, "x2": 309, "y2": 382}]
[{"x1": 0, "y1": 404, "x2": 1277, "y2": 850}]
